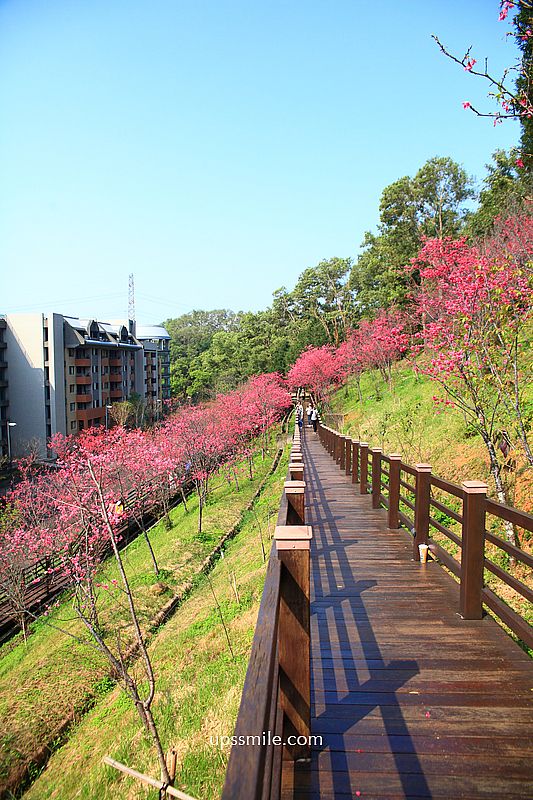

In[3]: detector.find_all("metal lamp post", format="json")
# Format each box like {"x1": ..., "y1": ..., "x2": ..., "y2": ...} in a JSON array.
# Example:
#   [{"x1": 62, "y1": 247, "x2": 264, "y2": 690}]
[
  {"x1": 7, "y1": 421, "x2": 16, "y2": 467},
  {"x1": 105, "y1": 404, "x2": 112, "y2": 430}
]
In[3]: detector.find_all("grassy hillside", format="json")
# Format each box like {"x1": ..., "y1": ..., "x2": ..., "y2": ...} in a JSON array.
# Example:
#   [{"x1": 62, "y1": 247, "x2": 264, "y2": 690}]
[
  {"x1": 329, "y1": 364, "x2": 532, "y2": 648},
  {"x1": 0, "y1": 434, "x2": 288, "y2": 799},
  {"x1": 330, "y1": 363, "x2": 532, "y2": 513}
]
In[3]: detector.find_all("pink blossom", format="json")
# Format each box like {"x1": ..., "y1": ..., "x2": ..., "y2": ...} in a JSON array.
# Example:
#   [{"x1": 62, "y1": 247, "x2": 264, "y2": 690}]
[
  {"x1": 464, "y1": 59, "x2": 476, "y2": 72},
  {"x1": 499, "y1": 1, "x2": 514, "y2": 21},
  {"x1": 462, "y1": 101, "x2": 471, "y2": 109}
]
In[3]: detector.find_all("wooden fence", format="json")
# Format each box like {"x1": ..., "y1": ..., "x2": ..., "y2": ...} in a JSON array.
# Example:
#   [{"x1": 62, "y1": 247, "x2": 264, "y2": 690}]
[
  {"x1": 0, "y1": 479, "x2": 194, "y2": 642},
  {"x1": 221, "y1": 427, "x2": 312, "y2": 800},
  {"x1": 318, "y1": 423, "x2": 533, "y2": 649}
]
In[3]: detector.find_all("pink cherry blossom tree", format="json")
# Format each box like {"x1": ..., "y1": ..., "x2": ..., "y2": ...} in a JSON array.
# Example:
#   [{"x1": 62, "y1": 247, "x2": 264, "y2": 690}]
[
  {"x1": 410, "y1": 225, "x2": 533, "y2": 540},
  {"x1": 287, "y1": 345, "x2": 344, "y2": 406}
]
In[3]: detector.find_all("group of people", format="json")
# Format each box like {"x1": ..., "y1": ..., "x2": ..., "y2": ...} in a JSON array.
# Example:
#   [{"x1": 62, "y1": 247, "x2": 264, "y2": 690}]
[{"x1": 296, "y1": 401, "x2": 319, "y2": 432}]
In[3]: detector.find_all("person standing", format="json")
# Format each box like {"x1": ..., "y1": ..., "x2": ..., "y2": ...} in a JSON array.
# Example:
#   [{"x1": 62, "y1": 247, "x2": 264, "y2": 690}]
[
  {"x1": 306, "y1": 403, "x2": 312, "y2": 427},
  {"x1": 311, "y1": 405, "x2": 319, "y2": 433}
]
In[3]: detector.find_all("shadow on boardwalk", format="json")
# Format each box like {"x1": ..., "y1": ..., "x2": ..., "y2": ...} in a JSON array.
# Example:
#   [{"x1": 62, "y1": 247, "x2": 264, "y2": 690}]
[{"x1": 283, "y1": 427, "x2": 533, "y2": 800}]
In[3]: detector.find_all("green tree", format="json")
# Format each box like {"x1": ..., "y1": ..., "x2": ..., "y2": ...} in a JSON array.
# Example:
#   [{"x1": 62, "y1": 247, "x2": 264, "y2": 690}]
[
  {"x1": 290, "y1": 257, "x2": 355, "y2": 346},
  {"x1": 513, "y1": 1, "x2": 533, "y2": 167},
  {"x1": 465, "y1": 148, "x2": 530, "y2": 238},
  {"x1": 350, "y1": 157, "x2": 473, "y2": 314},
  {"x1": 164, "y1": 309, "x2": 241, "y2": 398}
]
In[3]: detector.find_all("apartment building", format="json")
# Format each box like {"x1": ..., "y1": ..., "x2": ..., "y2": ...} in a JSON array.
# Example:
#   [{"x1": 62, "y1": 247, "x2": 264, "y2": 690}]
[
  {"x1": 4, "y1": 313, "x2": 171, "y2": 459},
  {"x1": 0, "y1": 319, "x2": 8, "y2": 459},
  {"x1": 135, "y1": 324, "x2": 171, "y2": 403}
]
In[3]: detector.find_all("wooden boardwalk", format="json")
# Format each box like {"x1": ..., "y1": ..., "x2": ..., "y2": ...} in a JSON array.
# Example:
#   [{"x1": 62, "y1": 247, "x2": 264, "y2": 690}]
[{"x1": 282, "y1": 429, "x2": 533, "y2": 800}]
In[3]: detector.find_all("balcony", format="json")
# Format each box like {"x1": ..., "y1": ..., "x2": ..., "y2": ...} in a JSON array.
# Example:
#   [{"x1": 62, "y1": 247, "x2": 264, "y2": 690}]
[
  {"x1": 110, "y1": 358, "x2": 122, "y2": 367},
  {"x1": 110, "y1": 389, "x2": 123, "y2": 399},
  {"x1": 76, "y1": 407, "x2": 106, "y2": 423},
  {"x1": 74, "y1": 358, "x2": 91, "y2": 367},
  {"x1": 76, "y1": 375, "x2": 91, "y2": 385},
  {"x1": 76, "y1": 392, "x2": 91, "y2": 400}
]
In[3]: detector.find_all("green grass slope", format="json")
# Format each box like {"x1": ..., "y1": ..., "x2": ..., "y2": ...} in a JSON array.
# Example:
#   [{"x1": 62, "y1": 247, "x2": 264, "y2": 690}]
[
  {"x1": 21, "y1": 443, "x2": 289, "y2": 799},
  {"x1": 330, "y1": 364, "x2": 532, "y2": 510},
  {"x1": 329, "y1": 364, "x2": 532, "y2": 648},
  {"x1": 0, "y1": 435, "x2": 287, "y2": 799}
]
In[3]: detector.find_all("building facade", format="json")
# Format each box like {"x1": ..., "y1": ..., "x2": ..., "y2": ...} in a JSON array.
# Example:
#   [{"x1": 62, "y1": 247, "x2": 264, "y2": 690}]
[
  {"x1": 0, "y1": 318, "x2": 8, "y2": 460},
  {"x1": 4, "y1": 313, "x2": 171, "y2": 459},
  {"x1": 135, "y1": 324, "x2": 171, "y2": 403}
]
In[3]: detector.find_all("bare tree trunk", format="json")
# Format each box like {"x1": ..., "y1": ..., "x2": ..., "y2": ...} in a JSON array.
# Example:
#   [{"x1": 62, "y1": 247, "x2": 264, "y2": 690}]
[
  {"x1": 481, "y1": 433, "x2": 518, "y2": 548},
  {"x1": 88, "y1": 462, "x2": 170, "y2": 783},
  {"x1": 512, "y1": 350, "x2": 533, "y2": 466},
  {"x1": 140, "y1": 525, "x2": 159, "y2": 577}
]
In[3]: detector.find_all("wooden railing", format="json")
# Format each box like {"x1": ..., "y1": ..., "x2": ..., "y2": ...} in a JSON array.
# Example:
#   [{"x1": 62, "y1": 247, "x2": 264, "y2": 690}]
[
  {"x1": 0, "y1": 479, "x2": 195, "y2": 642},
  {"x1": 221, "y1": 427, "x2": 312, "y2": 800},
  {"x1": 318, "y1": 423, "x2": 533, "y2": 650}
]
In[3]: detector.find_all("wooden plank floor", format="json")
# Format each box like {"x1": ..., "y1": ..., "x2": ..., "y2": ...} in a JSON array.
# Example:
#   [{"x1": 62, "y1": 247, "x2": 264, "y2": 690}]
[{"x1": 282, "y1": 429, "x2": 533, "y2": 800}]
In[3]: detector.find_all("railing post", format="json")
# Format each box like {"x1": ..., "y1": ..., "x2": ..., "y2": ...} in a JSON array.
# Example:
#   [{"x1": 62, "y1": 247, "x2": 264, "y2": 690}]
[
  {"x1": 274, "y1": 525, "x2": 312, "y2": 760},
  {"x1": 413, "y1": 464, "x2": 432, "y2": 560},
  {"x1": 284, "y1": 480, "x2": 305, "y2": 525},
  {"x1": 387, "y1": 455, "x2": 402, "y2": 529},
  {"x1": 339, "y1": 436, "x2": 346, "y2": 471},
  {"x1": 351, "y1": 440, "x2": 359, "y2": 485},
  {"x1": 460, "y1": 481, "x2": 488, "y2": 620},
  {"x1": 345, "y1": 436, "x2": 352, "y2": 476},
  {"x1": 289, "y1": 462, "x2": 304, "y2": 482},
  {"x1": 335, "y1": 432, "x2": 342, "y2": 465},
  {"x1": 371, "y1": 448, "x2": 382, "y2": 508},
  {"x1": 359, "y1": 443, "x2": 369, "y2": 495}
]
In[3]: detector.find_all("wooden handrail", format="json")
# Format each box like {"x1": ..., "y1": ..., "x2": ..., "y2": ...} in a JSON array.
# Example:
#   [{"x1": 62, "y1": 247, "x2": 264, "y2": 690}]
[
  {"x1": 317, "y1": 421, "x2": 533, "y2": 649},
  {"x1": 222, "y1": 425, "x2": 312, "y2": 799}
]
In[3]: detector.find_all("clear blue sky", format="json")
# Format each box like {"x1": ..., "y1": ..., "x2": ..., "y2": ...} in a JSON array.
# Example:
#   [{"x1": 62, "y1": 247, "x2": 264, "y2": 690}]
[{"x1": 0, "y1": 0, "x2": 521, "y2": 324}]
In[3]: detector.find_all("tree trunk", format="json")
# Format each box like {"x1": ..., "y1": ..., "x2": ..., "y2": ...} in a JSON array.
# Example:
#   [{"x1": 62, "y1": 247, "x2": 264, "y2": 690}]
[
  {"x1": 141, "y1": 526, "x2": 159, "y2": 577},
  {"x1": 482, "y1": 433, "x2": 518, "y2": 548},
  {"x1": 180, "y1": 486, "x2": 189, "y2": 512}
]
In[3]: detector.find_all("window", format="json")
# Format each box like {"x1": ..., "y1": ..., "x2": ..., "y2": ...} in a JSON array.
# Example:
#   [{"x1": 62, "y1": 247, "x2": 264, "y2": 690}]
[
  {"x1": 68, "y1": 366, "x2": 75, "y2": 375},
  {"x1": 93, "y1": 382, "x2": 99, "y2": 390},
  {"x1": 69, "y1": 384, "x2": 75, "y2": 393},
  {"x1": 92, "y1": 365, "x2": 99, "y2": 373},
  {"x1": 70, "y1": 402, "x2": 75, "y2": 411},
  {"x1": 70, "y1": 421, "x2": 77, "y2": 430},
  {"x1": 68, "y1": 349, "x2": 75, "y2": 357},
  {"x1": 103, "y1": 382, "x2": 109, "y2": 389},
  {"x1": 92, "y1": 348, "x2": 98, "y2": 356}
]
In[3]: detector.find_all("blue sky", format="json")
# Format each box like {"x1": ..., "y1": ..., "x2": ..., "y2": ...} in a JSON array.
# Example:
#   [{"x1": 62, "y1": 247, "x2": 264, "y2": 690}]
[{"x1": 0, "y1": 1, "x2": 522, "y2": 324}]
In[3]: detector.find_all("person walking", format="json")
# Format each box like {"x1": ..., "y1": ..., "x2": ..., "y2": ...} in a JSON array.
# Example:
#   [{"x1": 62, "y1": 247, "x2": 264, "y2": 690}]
[
  {"x1": 306, "y1": 403, "x2": 312, "y2": 427},
  {"x1": 295, "y1": 402, "x2": 304, "y2": 431},
  {"x1": 311, "y1": 405, "x2": 319, "y2": 433}
]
